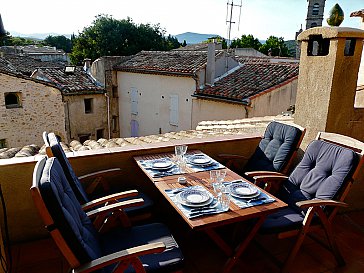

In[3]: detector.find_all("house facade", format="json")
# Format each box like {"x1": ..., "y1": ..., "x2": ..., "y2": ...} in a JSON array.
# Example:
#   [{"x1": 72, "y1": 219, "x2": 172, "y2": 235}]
[
  {"x1": 114, "y1": 48, "x2": 239, "y2": 137},
  {"x1": 0, "y1": 70, "x2": 66, "y2": 147},
  {"x1": 192, "y1": 58, "x2": 299, "y2": 127},
  {"x1": 32, "y1": 67, "x2": 108, "y2": 143}
]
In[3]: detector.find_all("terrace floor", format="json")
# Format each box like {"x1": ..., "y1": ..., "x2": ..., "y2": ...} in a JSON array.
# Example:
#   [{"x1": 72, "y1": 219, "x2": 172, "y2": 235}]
[{"x1": 10, "y1": 209, "x2": 364, "y2": 273}]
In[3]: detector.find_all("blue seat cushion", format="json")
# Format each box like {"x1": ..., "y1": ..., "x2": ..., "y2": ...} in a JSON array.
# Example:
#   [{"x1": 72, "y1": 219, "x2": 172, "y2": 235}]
[
  {"x1": 48, "y1": 133, "x2": 154, "y2": 215},
  {"x1": 48, "y1": 133, "x2": 90, "y2": 204},
  {"x1": 283, "y1": 140, "x2": 358, "y2": 212},
  {"x1": 39, "y1": 157, "x2": 101, "y2": 263},
  {"x1": 261, "y1": 140, "x2": 358, "y2": 234},
  {"x1": 244, "y1": 121, "x2": 302, "y2": 172},
  {"x1": 260, "y1": 208, "x2": 305, "y2": 234},
  {"x1": 100, "y1": 223, "x2": 184, "y2": 273}
]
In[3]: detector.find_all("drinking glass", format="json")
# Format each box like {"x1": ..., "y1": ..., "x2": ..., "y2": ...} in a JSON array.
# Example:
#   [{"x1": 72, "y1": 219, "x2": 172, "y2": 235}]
[
  {"x1": 219, "y1": 192, "x2": 230, "y2": 211},
  {"x1": 217, "y1": 170, "x2": 227, "y2": 183},
  {"x1": 175, "y1": 145, "x2": 188, "y2": 182},
  {"x1": 210, "y1": 170, "x2": 219, "y2": 183}
]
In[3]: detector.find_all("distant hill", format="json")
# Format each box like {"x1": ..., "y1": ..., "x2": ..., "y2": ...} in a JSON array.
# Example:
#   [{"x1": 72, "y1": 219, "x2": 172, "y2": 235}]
[
  {"x1": 175, "y1": 32, "x2": 220, "y2": 44},
  {"x1": 9, "y1": 31, "x2": 72, "y2": 40}
]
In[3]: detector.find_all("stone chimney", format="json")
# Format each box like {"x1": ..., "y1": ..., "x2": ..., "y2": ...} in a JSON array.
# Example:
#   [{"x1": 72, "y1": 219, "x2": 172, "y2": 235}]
[
  {"x1": 206, "y1": 42, "x2": 216, "y2": 86},
  {"x1": 294, "y1": 27, "x2": 364, "y2": 148},
  {"x1": 83, "y1": 58, "x2": 92, "y2": 73}
]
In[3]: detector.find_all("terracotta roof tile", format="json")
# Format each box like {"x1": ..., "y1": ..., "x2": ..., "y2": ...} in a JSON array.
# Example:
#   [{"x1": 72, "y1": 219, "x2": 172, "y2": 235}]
[
  {"x1": 2, "y1": 54, "x2": 63, "y2": 76},
  {"x1": 196, "y1": 60, "x2": 299, "y2": 103},
  {"x1": 35, "y1": 67, "x2": 105, "y2": 95},
  {"x1": 114, "y1": 50, "x2": 224, "y2": 75}
]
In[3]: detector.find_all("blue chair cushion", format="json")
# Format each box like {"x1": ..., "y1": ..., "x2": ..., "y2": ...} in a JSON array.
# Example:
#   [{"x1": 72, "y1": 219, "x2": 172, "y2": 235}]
[
  {"x1": 39, "y1": 157, "x2": 101, "y2": 263},
  {"x1": 260, "y1": 208, "x2": 305, "y2": 234},
  {"x1": 100, "y1": 223, "x2": 184, "y2": 273},
  {"x1": 48, "y1": 133, "x2": 90, "y2": 204},
  {"x1": 282, "y1": 140, "x2": 358, "y2": 211},
  {"x1": 244, "y1": 121, "x2": 302, "y2": 172},
  {"x1": 261, "y1": 140, "x2": 358, "y2": 234},
  {"x1": 47, "y1": 133, "x2": 154, "y2": 215},
  {"x1": 39, "y1": 158, "x2": 183, "y2": 272}
]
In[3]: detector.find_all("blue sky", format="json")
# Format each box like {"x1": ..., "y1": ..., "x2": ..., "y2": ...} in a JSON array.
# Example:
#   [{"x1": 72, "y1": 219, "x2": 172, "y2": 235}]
[{"x1": 2, "y1": 0, "x2": 363, "y2": 40}]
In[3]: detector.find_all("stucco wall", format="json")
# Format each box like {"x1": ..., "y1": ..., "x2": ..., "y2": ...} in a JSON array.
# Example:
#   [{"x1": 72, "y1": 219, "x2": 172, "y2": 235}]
[
  {"x1": 191, "y1": 80, "x2": 297, "y2": 128},
  {"x1": 0, "y1": 73, "x2": 67, "y2": 147},
  {"x1": 191, "y1": 98, "x2": 246, "y2": 128},
  {"x1": 118, "y1": 72, "x2": 195, "y2": 137},
  {"x1": 249, "y1": 79, "x2": 297, "y2": 117},
  {"x1": 64, "y1": 94, "x2": 108, "y2": 141}
]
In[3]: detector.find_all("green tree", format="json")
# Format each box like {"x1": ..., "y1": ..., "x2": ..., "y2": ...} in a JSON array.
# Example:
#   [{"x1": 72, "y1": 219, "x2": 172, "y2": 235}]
[
  {"x1": 205, "y1": 36, "x2": 227, "y2": 49},
  {"x1": 259, "y1": 36, "x2": 290, "y2": 57},
  {"x1": 43, "y1": 35, "x2": 72, "y2": 53},
  {"x1": 0, "y1": 32, "x2": 36, "y2": 46},
  {"x1": 230, "y1": 34, "x2": 261, "y2": 50},
  {"x1": 70, "y1": 14, "x2": 181, "y2": 65}
]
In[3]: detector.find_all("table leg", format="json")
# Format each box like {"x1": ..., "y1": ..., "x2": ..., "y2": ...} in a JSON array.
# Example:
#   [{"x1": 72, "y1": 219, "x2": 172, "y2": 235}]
[
  {"x1": 205, "y1": 228, "x2": 234, "y2": 257},
  {"x1": 222, "y1": 215, "x2": 267, "y2": 273}
]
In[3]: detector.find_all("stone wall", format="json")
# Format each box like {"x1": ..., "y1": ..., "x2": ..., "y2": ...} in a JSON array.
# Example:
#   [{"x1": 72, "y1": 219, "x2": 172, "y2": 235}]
[
  {"x1": 0, "y1": 72, "x2": 66, "y2": 147},
  {"x1": 64, "y1": 93, "x2": 108, "y2": 141}
]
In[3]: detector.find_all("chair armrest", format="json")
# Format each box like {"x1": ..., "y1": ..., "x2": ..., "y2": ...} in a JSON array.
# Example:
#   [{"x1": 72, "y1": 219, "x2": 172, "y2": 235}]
[
  {"x1": 86, "y1": 198, "x2": 145, "y2": 219},
  {"x1": 253, "y1": 175, "x2": 289, "y2": 184},
  {"x1": 245, "y1": 171, "x2": 285, "y2": 178},
  {"x1": 296, "y1": 199, "x2": 348, "y2": 209},
  {"x1": 81, "y1": 190, "x2": 139, "y2": 211},
  {"x1": 252, "y1": 175, "x2": 288, "y2": 193},
  {"x1": 74, "y1": 242, "x2": 166, "y2": 273},
  {"x1": 78, "y1": 168, "x2": 123, "y2": 196},
  {"x1": 218, "y1": 154, "x2": 249, "y2": 160},
  {"x1": 78, "y1": 168, "x2": 122, "y2": 180}
]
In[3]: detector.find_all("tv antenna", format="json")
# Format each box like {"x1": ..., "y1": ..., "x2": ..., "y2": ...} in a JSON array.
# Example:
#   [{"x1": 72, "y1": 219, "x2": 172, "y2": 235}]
[{"x1": 226, "y1": 0, "x2": 242, "y2": 48}]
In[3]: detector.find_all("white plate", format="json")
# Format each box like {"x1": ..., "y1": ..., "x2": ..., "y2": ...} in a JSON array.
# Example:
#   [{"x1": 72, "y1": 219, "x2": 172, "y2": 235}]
[
  {"x1": 177, "y1": 190, "x2": 213, "y2": 207},
  {"x1": 227, "y1": 183, "x2": 260, "y2": 199},
  {"x1": 151, "y1": 159, "x2": 173, "y2": 170},
  {"x1": 188, "y1": 155, "x2": 212, "y2": 165}
]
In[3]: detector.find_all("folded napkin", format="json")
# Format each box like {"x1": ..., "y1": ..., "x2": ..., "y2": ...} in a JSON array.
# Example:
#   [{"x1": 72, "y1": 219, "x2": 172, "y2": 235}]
[
  {"x1": 165, "y1": 186, "x2": 228, "y2": 219},
  {"x1": 223, "y1": 181, "x2": 275, "y2": 208}
]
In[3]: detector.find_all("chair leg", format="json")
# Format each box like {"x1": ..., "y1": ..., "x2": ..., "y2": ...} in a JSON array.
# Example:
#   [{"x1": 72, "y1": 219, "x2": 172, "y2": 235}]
[
  {"x1": 316, "y1": 209, "x2": 345, "y2": 266},
  {"x1": 281, "y1": 228, "x2": 307, "y2": 273}
]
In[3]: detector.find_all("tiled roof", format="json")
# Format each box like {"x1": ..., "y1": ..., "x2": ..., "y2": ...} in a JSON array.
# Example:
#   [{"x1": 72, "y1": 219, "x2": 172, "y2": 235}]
[
  {"x1": 35, "y1": 67, "x2": 105, "y2": 95},
  {"x1": 351, "y1": 9, "x2": 364, "y2": 17},
  {"x1": 2, "y1": 54, "x2": 64, "y2": 76},
  {"x1": 114, "y1": 50, "x2": 224, "y2": 76},
  {"x1": 0, "y1": 45, "x2": 65, "y2": 54},
  {"x1": 0, "y1": 57, "x2": 17, "y2": 73},
  {"x1": 195, "y1": 60, "x2": 299, "y2": 103}
]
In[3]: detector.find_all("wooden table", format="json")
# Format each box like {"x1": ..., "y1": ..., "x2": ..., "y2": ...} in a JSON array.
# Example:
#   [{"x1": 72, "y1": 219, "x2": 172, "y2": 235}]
[{"x1": 134, "y1": 151, "x2": 287, "y2": 273}]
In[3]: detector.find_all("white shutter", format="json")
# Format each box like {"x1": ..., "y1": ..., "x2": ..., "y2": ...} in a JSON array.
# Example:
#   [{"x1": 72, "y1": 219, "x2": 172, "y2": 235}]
[
  {"x1": 170, "y1": 94, "x2": 179, "y2": 126},
  {"x1": 131, "y1": 88, "x2": 138, "y2": 115}
]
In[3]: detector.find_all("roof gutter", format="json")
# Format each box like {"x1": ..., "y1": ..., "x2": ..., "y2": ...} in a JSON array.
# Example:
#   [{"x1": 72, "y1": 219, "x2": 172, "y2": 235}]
[
  {"x1": 114, "y1": 67, "x2": 195, "y2": 77},
  {"x1": 192, "y1": 93, "x2": 251, "y2": 106}
]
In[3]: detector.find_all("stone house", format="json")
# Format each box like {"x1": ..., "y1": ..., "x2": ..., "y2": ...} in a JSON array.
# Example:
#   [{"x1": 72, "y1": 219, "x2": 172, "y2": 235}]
[
  {"x1": 0, "y1": 69, "x2": 66, "y2": 148},
  {"x1": 114, "y1": 47, "x2": 239, "y2": 137},
  {"x1": 31, "y1": 66, "x2": 107, "y2": 143}
]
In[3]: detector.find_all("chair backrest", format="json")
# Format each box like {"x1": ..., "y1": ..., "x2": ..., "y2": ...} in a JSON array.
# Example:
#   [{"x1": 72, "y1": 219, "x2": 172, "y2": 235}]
[
  {"x1": 244, "y1": 121, "x2": 305, "y2": 173},
  {"x1": 31, "y1": 157, "x2": 101, "y2": 268},
  {"x1": 45, "y1": 132, "x2": 89, "y2": 204},
  {"x1": 282, "y1": 132, "x2": 364, "y2": 215}
]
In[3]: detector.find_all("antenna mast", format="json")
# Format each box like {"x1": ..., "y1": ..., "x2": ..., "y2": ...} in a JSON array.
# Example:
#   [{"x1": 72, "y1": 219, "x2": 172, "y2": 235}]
[{"x1": 226, "y1": 0, "x2": 242, "y2": 48}]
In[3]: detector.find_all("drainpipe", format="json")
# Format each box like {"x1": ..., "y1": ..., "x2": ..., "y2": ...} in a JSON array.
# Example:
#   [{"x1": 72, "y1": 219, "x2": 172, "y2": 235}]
[{"x1": 105, "y1": 93, "x2": 111, "y2": 139}]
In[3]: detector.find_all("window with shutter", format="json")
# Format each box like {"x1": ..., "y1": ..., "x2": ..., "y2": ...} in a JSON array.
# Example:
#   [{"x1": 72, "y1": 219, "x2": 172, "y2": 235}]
[
  {"x1": 131, "y1": 88, "x2": 138, "y2": 115},
  {"x1": 170, "y1": 94, "x2": 179, "y2": 126}
]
